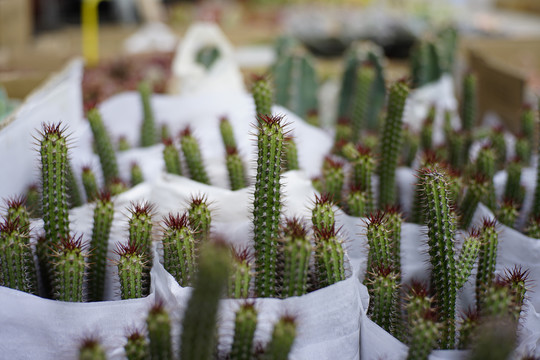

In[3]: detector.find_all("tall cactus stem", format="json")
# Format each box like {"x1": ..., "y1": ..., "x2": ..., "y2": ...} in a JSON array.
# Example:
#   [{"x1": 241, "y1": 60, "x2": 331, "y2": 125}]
[
  {"x1": 81, "y1": 166, "x2": 99, "y2": 202},
  {"x1": 147, "y1": 303, "x2": 173, "y2": 360},
  {"x1": 280, "y1": 218, "x2": 311, "y2": 298},
  {"x1": 87, "y1": 109, "x2": 119, "y2": 186},
  {"x1": 138, "y1": 81, "x2": 157, "y2": 147},
  {"x1": 180, "y1": 127, "x2": 210, "y2": 185},
  {"x1": 53, "y1": 235, "x2": 86, "y2": 302},
  {"x1": 230, "y1": 303, "x2": 258, "y2": 360},
  {"x1": 162, "y1": 212, "x2": 196, "y2": 287},
  {"x1": 162, "y1": 138, "x2": 183, "y2": 176}
]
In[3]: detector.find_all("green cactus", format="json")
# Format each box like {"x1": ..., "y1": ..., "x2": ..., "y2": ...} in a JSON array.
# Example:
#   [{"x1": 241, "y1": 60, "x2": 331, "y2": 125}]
[
  {"x1": 402, "y1": 125, "x2": 419, "y2": 167},
  {"x1": 229, "y1": 248, "x2": 252, "y2": 299},
  {"x1": 461, "y1": 73, "x2": 477, "y2": 132},
  {"x1": 343, "y1": 143, "x2": 374, "y2": 213},
  {"x1": 219, "y1": 116, "x2": 238, "y2": 150},
  {"x1": 406, "y1": 310, "x2": 440, "y2": 360},
  {"x1": 459, "y1": 175, "x2": 490, "y2": 229},
  {"x1": 504, "y1": 266, "x2": 529, "y2": 322},
  {"x1": 53, "y1": 235, "x2": 86, "y2": 302},
  {"x1": 367, "y1": 266, "x2": 399, "y2": 335},
  {"x1": 87, "y1": 109, "x2": 119, "y2": 186},
  {"x1": 139, "y1": 81, "x2": 157, "y2": 147},
  {"x1": 262, "y1": 316, "x2": 297, "y2": 360},
  {"x1": 474, "y1": 146, "x2": 496, "y2": 210},
  {"x1": 116, "y1": 242, "x2": 149, "y2": 300},
  {"x1": 87, "y1": 192, "x2": 114, "y2": 301},
  {"x1": 130, "y1": 162, "x2": 144, "y2": 187},
  {"x1": 251, "y1": 75, "x2": 273, "y2": 117},
  {"x1": 40, "y1": 123, "x2": 70, "y2": 247},
  {"x1": 110, "y1": 178, "x2": 128, "y2": 196},
  {"x1": 504, "y1": 159, "x2": 524, "y2": 205},
  {"x1": 283, "y1": 136, "x2": 299, "y2": 171},
  {"x1": 124, "y1": 330, "x2": 150, "y2": 360},
  {"x1": 5, "y1": 196, "x2": 30, "y2": 230},
  {"x1": 333, "y1": 119, "x2": 353, "y2": 151},
  {"x1": 311, "y1": 193, "x2": 335, "y2": 234},
  {"x1": 78, "y1": 338, "x2": 106, "y2": 360},
  {"x1": 274, "y1": 35, "x2": 299, "y2": 59},
  {"x1": 252, "y1": 114, "x2": 285, "y2": 297},
  {"x1": 36, "y1": 235, "x2": 53, "y2": 298},
  {"x1": 411, "y1": 152, "x2": 441, "y2": 225},
  {"x1": 458, "y1": 309, "x2": 479, "y2": 349},
  {"x1": 280, "y1": 218, "x2": 311, "y2": 298},
  {"x1": 351, "y1": 63, "x2": 375, "y2": 142},
  {"x1": 497, "y1": 199, "x2": 519, "y2": 228},
  {"x1": 81, "y1": 166, "x2": 99, "y2": 202},
  {"x1": 385, "y1": 207, "x2": 403, "y2": 280},
  {"x1": 188, "y1": 195, "x2": 212, "y2": 243},
  {"x1": 378, "y1": 81, "x2": 410, "y2": 208},
  {"x1": 128, "y1": 202, "x2": 154, "y2": 260},
  {"x1": 447, "y1": 130, "x2": 467, "y2": 170},
  {"x1": 345, "y1": 186, "x2": 370, "y2": 217},
  {"x1": 515, "y1": 135, "x2": 531, "y2": 166},
  {"x1": 25, "y1": 184, "x2": 41, "y2": 218},
  {"x1": 66, "y1": 162, "x2": 83, "y2": 208},
  {"x1": 489, "y1": 127, "x2": 506, "y2": 168},
  {"x1": 321, "y1": 157, "x2": 345, "y2": 204},
  {"x1": 230, "y1": 303, "x2": 258, "y2": 360},
  {"x1": 365, "y1": 212, "x2": 392, "y2": 274},
  {"x1": 160, "y1": 124, "x2": 170, "y2": 143},
  {"x1": 147, "y1": 303, "x2": 173, "y2": 360},
  {"x1": 161, "y1": 212, "x2": 196, "y2": 287},
  {"x1": 468, "y1": 317, "x2": 516, "y2": 360},
  {"x1": 313, "y1": 224, "x2": 345, "y2": 288},
  {"x1": 117, "y1": 135, "x2": 131, "y2": 151},
  {"x1": 180, "y1": 127, "x2": 210, "y2": 185},
  {"x1": 225, "y1": 147, "x2": 248, "y2": 191},
  {"x1": 475, "y1": 220, "x2": 498, "y2": 313},
  {"x1": 456, "y1": 232, "x2": 481, "y2": 291},
  {"x1": 420, "y1": 109, "x2": 435, "y2": 151},
  {"x1": 404, "y1": 281, "x2": 432, "y2": 325},
  {"x1": 162, "y1": 137, "x2": 183, "y2": 176},
  {"x1": 521, "y1": 105, "x2": 535, "y2": 148},
  {"x1": 410, "y1": 40, "x2": 441, "y2": 88},
  {"x1": 526, "y1": 215, "x2": 540, "y2": 238},
  {"x1": 180, "y1": 240, "x2": 231, "y2": 360},
  {"x1": 0, "y1": 217, "x2": 37, "y2": 294},
  {"x1": 483, "y1": 278, "x2": 514, "y2": 319}
]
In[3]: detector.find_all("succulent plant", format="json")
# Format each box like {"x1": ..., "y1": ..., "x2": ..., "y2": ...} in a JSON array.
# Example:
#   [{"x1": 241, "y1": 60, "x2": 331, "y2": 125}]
[
  {"x1": 504, "y1": 159, "x2": 524, "y2": 205},
  {"x1": 279, "y1": 217, "x2": 311, "y2": 298},
  {"x1": 420, "y1": 109, "x2": 435, "y2": 151},
  {"x1": 351, "y1": 63, "x2": 375, "y2": 142},
  {"x1": 406, "y1": 310, "x2": 440, "y2": 360},
  {"x1": 5, "y1": 196, "x2": 30, "y2": 230},
  {"x1": 117, "y1": 135, "x2": 131, "y2": 151},
  {"x1": 262, "y1": 315, "x2": 297, "y2": 360},
  {"x1": 475, "y1": 220, "x2": 498, "y2": 313},
  {"x1": 252, "y1": 114, "x2": 285, "y2": 297},
  {"x1": 188, "y1": 195, "x2": 212, "y2": 244},
  {"x1": 138, "y1": 81, "x2": 157, "y2": 147},
  {"x1": 461, "y1": 73, "x2": 477, "y2": 132},
  {"x1": 230, "y1": 303, "x2": 258, "y2": 360},
  {"x1": 367, "y1": 265, "x2": 399, "y2": 335},
  {"x1": 116, "y1": 242, "x2": 149, "y2": 300},
  {"x1": 180, "y1": 126, "x2": 210, "y2": 185},
  {"x1": 130, "y1": 162, "x2": 144, "y2": 187},
  {"x1": 311, "y1": 193, "x2": 335, "y2": 234},
  {"x1": 161, "y1": 212, "x2": 196, "y2": 287},
  {"x1": 489, "y1": 127, "x2": 507, "y2": 168},
  {"x1": 410, "y1": 39, "x2": 441, "y2": 88},
  {"x1": 219, "y1": 116, "x2": 237, "y2": 149},
  {"x1": 53, "y1": 235, "x2": 86, "y2": 302},
  {"x1": 496, "y1": 199, "x2": 519, "y2": 228},
  {"x1": 87, "y1": 109, "x2": 119, "y2": 186},
  {"x1": 228, "y1": 248, "x2": 252, "y2": 299},
  {"x1": 128, "y1": 201, "x2": 154, "y2": 264},
  {"x1": 24, "y1": 184, "x2": 41, "y2": 218},
  {"x1": 225, "y1": 146, "x2": 248, "y2": 191},
  {"x1": 313, "y1": 223, "x2": 345, "y2": 288},
  {"x1": 110, "y1": 178, "x2": 129, "y2": 196},
  {"x1": 321, "y1": 157, "x2": 345, "y2": 204},
  {"x1": 401, "y1": 125, "x2": 419, "y2": 167},
  {"x1": 66, "y1": 162, "x2": 83, "y2": 208},
  {"x1": 78, "y1": 338, "x2": 106, "y2": 360},
  {"x1": 459, "y1": 174, "x2": 490, "y2": 229},
  {"x1": 365, "y1": 212, "x2": 392, "y2": 274},
  {"x1": 124, "y1": 330, "x2": 150, "y2": 360},
  {"x1": 515, "y1": 135, "x2": 532, "y2": 166},
  {"x1": 251, "y1": 75, "x2": 273, "y2": 117},
  {"x1": 343, "y1": 143, "x2": 374, "y2": 213},
  {"x1": 147, "y1": 303, "x2": 173, "y2": 360},
  {"x1": 162, "y1": 137, "x2": 183, "y2": 176},
  {"x1": 283, "y1": 136, "x2": 299, "y2": 172},
  {"x1": 81, "y1": 166, "x2": 99, "y2": 202}
]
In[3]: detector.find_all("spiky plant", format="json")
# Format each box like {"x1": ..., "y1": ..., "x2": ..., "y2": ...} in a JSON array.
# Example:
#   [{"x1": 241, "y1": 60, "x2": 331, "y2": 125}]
[
  {"x1": 25, "y1": 184, "x2": 41, "y2": 218},
  {"x1": 53, "y1": 235, "x2": 86, "y2": 302},
  {"x1": 262, "y1": 316, "x2": 297, "y2": 360},
  {"x1": 138, "y1": 81, "x2": 157, "y2": 147},
  {"x1": 87, "y1": 109, "x2": 119, "y2": 186},
  {"x1": 162, "y1": 137, "x2": 182, "y2": 176},
  {"x1": 81, "y1": 166, "x2": 99, "y2": 202},
  {"x1": 161, "y1": 212, "x2": 196, "y2": 287},
  {"x1": 219, "y1": 116, "x2": 237, "y2": 149},
  {"x1": 504, "y1": 159, "x2": 524, "y2": 205},
  {"x1": 128, "y1": 201, "x2": 154, "y2": 261},
  {"x1": 225, "y1": 146, "x2": 248, "y2": 191},
  {"x1": 365, "y1": 211, "x2": 392, "y2": 274},
  {"x1": 476, "y1": 220, "x2": 498, "y2": 313},
  {"x1": 87, "y1": 192, "x2": 114, "y2": 301},
  {"x1": 279, "y1": 217, "x2": 311, "y2": 298},
  {"x1": 475, "y1": 146, "x2": 496, "y2": 209},
  {"x1": 458, "y1": 309, "x2": 479, "y2": 349},
  {"x1": 351, "y1": 63, "x2": 375, "y2": 142},
  {"x1": 313, "y1": 224, "x2": 345, "y2": 288},
  {"x1": 504, "y1": 266, "x2": 529, "y2": 322},
  {"x1": 378, "y1": 81, "x2": 409, "y2": 208},
  {"x1": 124, "y1": 330, "x2": 150, "y2": 360},
  {"x1": 66, "y1": 162, "x2": 83, "y2": 208},
  {"x1": 411, "y1": 151, "x2": 440, "y2": 225},
  {"x1": 406, "y1": 310, "x2": 440, "y2": 360},
  {"x1": 311, "y1": 194, "x2": 335, "y2": 234},
  {"x1": 461, "y1": 73, "x2": 477, "y2": 132},
  {"x1": 367, "y1": 265, "x2": 399, "y2": 335},
  {"x1": 230, "y1": 303, "x2": 258, "y2": 360},
  {"x1": 321, "y1": 157, "x2": 345, "y2": 205},
  {"x1": 110, "y1": 178, "x2": 128, "y2": 196},
  {"x1": 447, "y1": 130, "x2": 467, "y2": 170},
  {"x1": 343, "y1": 143, "x2": 375, "y2": 214},
  {"x1": 497, "y1": 199, "x2": 519, "y2": 228},
  {"x1": 420, "y1": 108, "x2": 435, "y2": 151},
  {"x1": 180, "y1": 240, "x2": 231, "y2": 360},
  {"x1": 490, "y1": 127, "x2": 506, "y2": 168},
  {"x1": 402, "y1": 125, "x2": 419, "y2": 167},
  {"x1": 283, "y1": 136, "x2": 299, "y2": 171},
  {"x1": 117, "y1": 135, "x2": 131, "y2": 151},
  {"x1": 404, "y1": 281, "x2": 432, "y2": 325},
  {"x1": 385, "y1": 207, "x2": 403, "y2": 280},
  {"x1": 160, "y1": 124, "x2": 170, "y2": 143},
  {"x1": 515, "y1": 135, "x2": 531, "y2": 165},
  {"x1": 5, "y1": 196, "x2": 30, "y2": 230},
  {"x1": 229, "y1": 248, "x2": 252, "y2": 299},
  {"x1": 459, "y1": 174, "x2": 490, "y2": 229},
  {"x1": 252, "y1": 114, "x2": 285, "y2": 297},
  {"x1": 147, "y1": 303, "x2": 173, "y2": 360},
  {"x1": 130, "y1": 162, "x2": 144, "y2": 187},
  {"x1": 345, "y1": 185, "x2": 371, "y2": 217},
  {"x1": 78, "y1": 338, "x2": 106, "y2": 360},
  {"x1": 251, "y1": 75, "x2": 273, "y2": 117},
  {"x1": 180, "y1": 126, "x2": 210, "y2": 185},
  {"x1": 116, "y1": 242, "x2": 149, "y2": 300},
  {"x1": 188, "y1": 195, "x2": 212, "y2": 244},
  {"x1": 521, "y1": 105, "x2": 535, "y2": 147}
]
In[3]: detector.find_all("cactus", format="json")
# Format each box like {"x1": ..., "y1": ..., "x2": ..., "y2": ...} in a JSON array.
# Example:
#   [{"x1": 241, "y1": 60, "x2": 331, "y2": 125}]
[
  {"x1": 124, "y1": 330, "x2": 150, "y2": 360},
  {"x1": 458, "y1": 309, "x2": 479, "y2": 349},
  {"x1": 188, "y1": 195, "x2": 212, "y2": 243},
  {"x1": 345, "y1": 185, "x2": 370, "y2": 217},
  {"x1": 404, "y1": 281, "x2": 432, "y2": 324},
  {"x1": 402, "y1": 125, "x2": 419, "y2": 167},
  {"x1": 515, "y1": 135, "x2": 531, "y2": 165},
  {"x1": 110, "y1": 178, "x2": 128, "y2": 196},
  {"x1": 87, "y1": 109, "x2": 119, "y2": 186},
  {"x1": 521, "y1": 105, "x2": 535, "y2": 148},
  {"x1": 147, "y1": 303, "x2": 173, "y2": 360},
  {"x1": 273, "y1": 50, "x2": 318, "y2": 119},
  {"x1": 161, "y1": 212, "x2": 196, "y2": 287},
  {"x1": 367, "y1": 265, "x2": 399, "y2": 334},
  {"x1": 87, "y1": 192, "x2": 114, "y2": 301},
  {"x1": 343, "y1": 143, "x2": 375, "y2": 213},
  {"x1": 385, "y1": 207, "x2": 403, "y2": 280},
  {"x1": 475, "y1": 220, "x2": 498, "y2": 313},
  {"x1": 81, "y1": 166, "x2": 99, "y2": 202},
  {"x1": 377, "y1": 81, "x2": 409, "y2": 208},
  {"x1": 410, "y1": 40, "x2": 441, "y2": 88},
  {"x1": 420, "y1": 109, "x2": 435, "y2": 151},
  {"x1": 490, "y1": 126, "x2": 507, "y2": 168},
  {"x1": 262, "y1": 316, "x2": 297, "y2": 360},
  {"x1": 53, "y1": 235, "x2": 86, "y2": 302},
  {"x1": 459, "y1": 175, "x2": 490, "y2": 229},
  {"x1": 311, "y1": 193, "x2": 335, "y2": 234},
  {"x1": 468, "y1": 317, "x2": 516, "y2": 360},
  {"x1": 36, "y1": 235, "x2": 53, "y2": 298},
  {"x1": 225, "y1": 147, "x2": 248, "y2": 191},
  {"x1": 130, "y1": 162, "x2": 144, "y2": 187},
  {"x1": 128, "y1": 202, "x2": 154, "y2": 261},
  {"x1": 321, "y1": 157, "x2": 345, "y2": 204},
  {"x1": 117, "y1": 135, "x2": 131, "y2": 151},
  {"x1": 180, "y1": 126, "x2": 210, "y2": 185},
  {"x1": 283, "y1": 136, "x2": 299, "y2": 171},
  {"x1": 40, "y1": 123, "x2": 70, "y2": 247},
  {"x1": 351, "y1": 63, "x2": 375, "y2": 142},
  {"x1": 406, "y1": 310, "x2": 440, "y2": 360},
  {"x1": 78, "y1": 338, "x2": 106, "y2": 360},
  {"x1": 251, "y1": 75, "x2": 273, "y2": 117},
  {"x1": 461, "y1": 73, "x2": 477, "y2": 132},
  {"x1": 497, "y1": 199, "x2": 519, "y2": 228},
  {"x1": 116, "y1": 242, "x2": 149, "y2": 300},
  {"x1": 503, "y1": 159, "x2": 524, "y2": 205},
  {"x1": 447, "y1": 130, "x2": 467, "y2": 170},
  {"x1": 313, "y1": 224, "x2": 345, "y2": 288},
  {"x1": 230, "y1": 303, "x2": 258, "y2": 360},
  {"x1": 162, "y1": 137, "x2": 183, "y2": 176},
  {"x1": 252, "y1": 114, "x2": 285, "y2": 297},
  {"x1": 504, "y1": 266, "x2": 529, "y2": 322},
  {"x1": 411, "y1": 152, "x2": 441, "y2": 224},
  {"x1": 160, "y1": 124, "x2": 170, "y2": 142},
  {"x1": 527, "y1": 215, "x2": 540, "y2": 239},
  {"x1": 279, "y1": 217, "x2": 311, "y2": 298},
  {"x1": 139, "y1": 81, "x2": 157, "y2": 147},
  {"x1": 25, "y1": 184, "x2": 41, "y2": 218},
  {"x1": 475, "y1": 146, "x2": 496, "y2": 211},
  {"x1": 5, "y1": 196, "x2": 30, "y2": 230},
  {"x1": 483, "y1": 277, "x2": 514, "y2": 319},
  {"x1": 66, "y1": 162, "x2": 83, "y2": 208},
  {"x1": 219, "y1": 116, "x2": 238, "y2": 149},
  {"x1": 333, "y1": 119, "x2": 353, "y2": 150},
  {"x1": 229, "y1": 248, "x2": 252, "y2": 299},
  {"x1": 0, "y1": 217, "x2": 37, "y2": 294},
  {"x1": 365, "y1": 212, "x2": 392, "y2": 274},
  {"x1": 180, "y1": 240, "x2": 231, "y2": 360}
]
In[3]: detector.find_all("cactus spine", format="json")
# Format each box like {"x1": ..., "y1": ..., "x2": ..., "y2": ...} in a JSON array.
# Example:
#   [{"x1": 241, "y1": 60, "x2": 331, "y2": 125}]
[
  {"x1": 180, "y1": 127, "x2": 210, "y2": 185},
  {"x1": 313, "y1": 224, "x2": 345, "y2": 288},
  {"x1": 162, "y1": 138, "x2": 182, "y2": 176},
  {"x1": 378, "y1": 81, "x2": 409, "y2": 208},
  {"x1": 147, "y1": 303, "x2": 173, "y2": 360},
  {"x1": 476, "y1": 220, "x2": 498, "y2": 313},
  {"x1": 251, "y1": 75, "x2": 273, "y2": 117},
  {"x1": 139, "y1": 81, "x2": 157, "y2": 147},
  {"x1": 188, "y1": 195, "x2": 212, "y2": 244},
  {"x1": 116, "y1": 243, "x2": 148, "y2": 299},
  {"x1": 53, "y1": 235, "x2": 86, "y2": 302},
  {"x1": 280, "y1": 218, "x2": 311, "y2": 298},
  {"x1": 351, "y1": 64, "x2": 375, "y2": 142},
  {"x1": 263, "y1": 316, "x2": 297, "y2": 360},
  {"x1": 162, "y1": 213, "x2": 196, "y2": 287},
  {"x1": 229, "y1": 249, "x2": 252, "y2": 299},
  {"x1": 252, "y1": 114, "x2": 285, "y2": 297},
  {"x1": 87, "y1": 192, "x2": 114, "y2": 301},
  {"x1": 87, "y1": 109, "x2": 119, "y2": 186},
  {"x1": 81, "y1": 166, "x2": 99, "y2": 202},
  {"x1": 230, "y1": 303, "x2": 258, "y2": 360},
  {"x1": 225, "y1": 147, "x2": 248, "y2": 191},
  {"x1": 367, "y1": 266, "x2": 399, "y2": 334}
]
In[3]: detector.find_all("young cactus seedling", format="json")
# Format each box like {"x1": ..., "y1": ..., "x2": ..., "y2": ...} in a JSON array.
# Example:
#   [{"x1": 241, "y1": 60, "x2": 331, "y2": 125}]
[
  {"x1": 53, "y1": 235, "x2": 86, "y2": 302},
  {"x1": 116, "y1": 242, "x2": 149, "y2": 300},
  {"x1": 311, "y1": 193, "x2": 336, "y2": 234},
  {"x1": 461, "y1": 73, "x2": 477, "y2": 132},
  {"x1": 262, "y1": 315, "x2": 297, "y2": 360},
  {"x1": 81, "y1": 166, "x2": 99, "y2": 202},
  {"x1": 147, "y1": 303, "x2": 173, "y2": 360},
  {"x1": 110, "y1": 178, "x2": 129, "y2": 196},
  {"x1": 345, "y1": 184, "x2": 371, "y2": 218},
  {"x1": 5, "y1": 196, "x2": 30, "y2": 230},
  {"x1": 138, "y1": 81, "x2": 157, "y2": 147},
  {"x1": 280, "y1": 217, "x2": 311, "y2": 298},
  {"x1": 253, "y1": 114, "x2": 286, "y2": 297},
  {"x1": 459, "y1": 174, "x2": 490, "y2": 229},
  {"x1": 161, "y1": 212, "x2": 196, "y2": 287},
  {"x1": 117, "y1": 135, "x2": 131, "y2": 151},
  {"x1": 251, "y1": 75, "x2": 273, "y2": 117},
  {"x1": 515, "y1": 135, "x2": 532, "y2": 166},
  {"x1": 124, "y1": 330, "x2": 150, "y2": 360},
  {"x1": 225, "y1": 146, "x2": 248, "y2": 191},
  {"x1": 87, "y1": 109, "x2": 119, "y2": 186},
  {"x1": 458, "y1": 308, "x2": 479, "y2": 349},
  {"x1": 367, "y1": 265, "x2": 399, "y2": 335},
  {"x1": 313, "y1": 224, "x2": 346, "y2": 289},
  {"x1": 497, "y1": 199, "x2": 519, "y2": 228},
  {"x1": 503, "y1": 159, "x2": 524, "y2": 205},
  {"x1": 365, "y1": 211, "x2": 392, "y2": 274},
  {"x1": 229, "y1": 248, "x2": 252, "y2": 299},
  {"x1": 343, "y1": 143, "x2": 375, "y2": 213},
  {"x1": 188, "y1": 194, "x2": 212, "y2": 244},
  {"x1": 162, "y1": 137, "x2": 183, "y2": 176},
  {"x1": 230, "y1": 302, "x2": 258, "y2": 360},
  {"x1": 180, "y1": 126, "x2": 211, "y2": 185}
]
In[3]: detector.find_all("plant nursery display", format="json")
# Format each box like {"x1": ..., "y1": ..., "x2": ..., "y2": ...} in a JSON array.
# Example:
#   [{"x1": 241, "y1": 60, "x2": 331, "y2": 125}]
[{"x1": 2, "y1": 20, "x2": 540, "y2": 360}]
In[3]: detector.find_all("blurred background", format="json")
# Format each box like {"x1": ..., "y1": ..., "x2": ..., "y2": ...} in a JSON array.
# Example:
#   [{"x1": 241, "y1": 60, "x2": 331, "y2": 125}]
[{"x1": 1, "y1": 0, "x2": 539, "y2": 127}]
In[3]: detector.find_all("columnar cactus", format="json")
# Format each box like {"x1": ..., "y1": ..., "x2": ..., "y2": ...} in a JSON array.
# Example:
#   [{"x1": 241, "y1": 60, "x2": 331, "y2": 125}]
[
  {"x1": 378, "y1": 81, "x2": 409, "y2": 208},
  {"x1": 313, "y1": 224, "x2": 345, "y2": 288},
  {"x1": 515, "y1": 135, "x2": 531, "y2": 165},
  {"x1": 262, "y1": 316, "x2": 297, "y2": 360},
  {"x1": 345, "y1": 185, "x2": 370, "y2": 217},
  {"x1": 81, "y1": 166, "x2": 98, "y2": 202},
  {"x1": 461, "y1": 73, "x2": 477, "y2": 132},
  {"x1": 460, "y1": 175, "x2": 490, "y2": 229},
  {"x1": 229, "y1": 248, "x2": 252, "y2": 299},
  {"x1": 447, "y1": 130, "x2": 467, "y2": 170},
  {"x1": 497, "y1": 200, "x2": 519, "y2": 228},
  {"x1": 503, "y1": 159, "x2": 524, "y2": 205},
  {"x1": 147, "y1": 303, "x2": 173, "y2": 360},
  {"x1": 219, "y1": 116, "x2": 237, "y2": 149},
  {"x1": 406, "y1": 310, "x2": 440, "y2": 360},
  {"x1": 138, "y1": 81, "x2": 157, "y2": 147},
  {"x1": 130, "y1": 162, "x2": 144, "y2": 186},
  {"x1": 160, "y1": 124, "x2": 170, "y2": 143},
  {"x1": 162, "y1": 137, "x2": 183, "y2": 176},
  {"x1": 321, "y1": 157, "x2": 345, "y2": 204},
  {"x1": 225, "y1": 147, "x2": 248, "y2": 191},
  {"x1": 251, "y1": 75, "x2": 273, "y2": 117},
  {"x1": 116, "y1": 242, "x2": 148, "y2": 300},
  {"x1": 161, "y1": 212, "x2": 196, "y2": 287},
  {"x1": 280, "y1": 218, "x2": 311, "y2": 298},
  {"x1": 40, "y1": 123, "x2": 70, "y2": 246},
  {"x1": 385, "y1": 207, "x2": 403, "y2": 279},
  {"x1": 110, "y1": 178, "x2": 128, "y2": 196},
  {"x1": 343, "y1": 143, "x2": 374, "y2": 213},
  {"x1": 0, "y1": 217, "x2": 37, "y2": 294},
  {"x1": 411, "y1": 152, "x2": 440, "y2": 224},
  {"x1": 53, "y1": 235, "x2": 86, "y2": 302},
  {"x1": 490, "y1": 126, "x2": 506, "y2": 168},
  {"x1": 252, "y1": 114, "x2": 285, "y2": 297},
  {"x1": 128, "y1": 201, "x2": 154, "y2": 259},
  {"x1": 311, "y1": 193, "x2": 335, "y2": 234},
  {"x1": 365, "y1": 212, "x2": 392, "y2": 273},
  {"x1": 78, "y1": 338, "x2": 106, "y2": 360},
  {"x1": 404, "y1": 281, "x2": 432, "y2": 325},
  {"x1": 475, "y1": 146, "x2": 496, "y2": 210},
  {"x1": 351, "y1": 64, "x2": 375, "y2": 142},
  {"x1": 5, "y1": 196, "x2": 30, "y2": 230},
  {"x1": 124, "y1": 330, "x2": 150, "y2": 360},
  {"x1": 87, "y1": 109, "x2": 119, "y2": 186},
  {"x1": 521, "y1": 105, "x2": 535, "y2": 147},
  {"x1": 87, "y1": 192, "x2": 114, "y2": 301},
  {"x1": 118, "y1": 135, "x2": 131, "y2": 151},
  {"x1": 402, "y1": 125, "x2": 419, "y2": 167},
  {"x1": 180, "y1": 126, "x2": 210, "y2": 185},
  {"x1": 367, "y1": 265, "x2": 399, "y2": 334},
  {"x1": 504, "y1": 266, "x2": 529, "y2": 322},
  {"x1": 180, "y1": 240, "x2": 231, "y2": 360},
  {"x1": 25, "y1": 184, "x2": 41, "y2": 218},
  {"x1": 476, "y1": 220, "x2": 498, "y2": 313},
  {"x1": 188, "y1": 195, "x2": 212, "y2": 243},
  {"x1": 410, "y1": 39, "x2": 441, "y2": 88},
  {"x1": 66, "y1": 162, "x2": 83, "y2": 208},
  {"x1": 458, "y1": 309, "x2": 479, "y2": 349},
  {"x1": 283, "y1": 136, "x2": 299, "y2": 171},
  {"x1": 230, "y1": 303, "x2": 258, "y2": 360}
]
